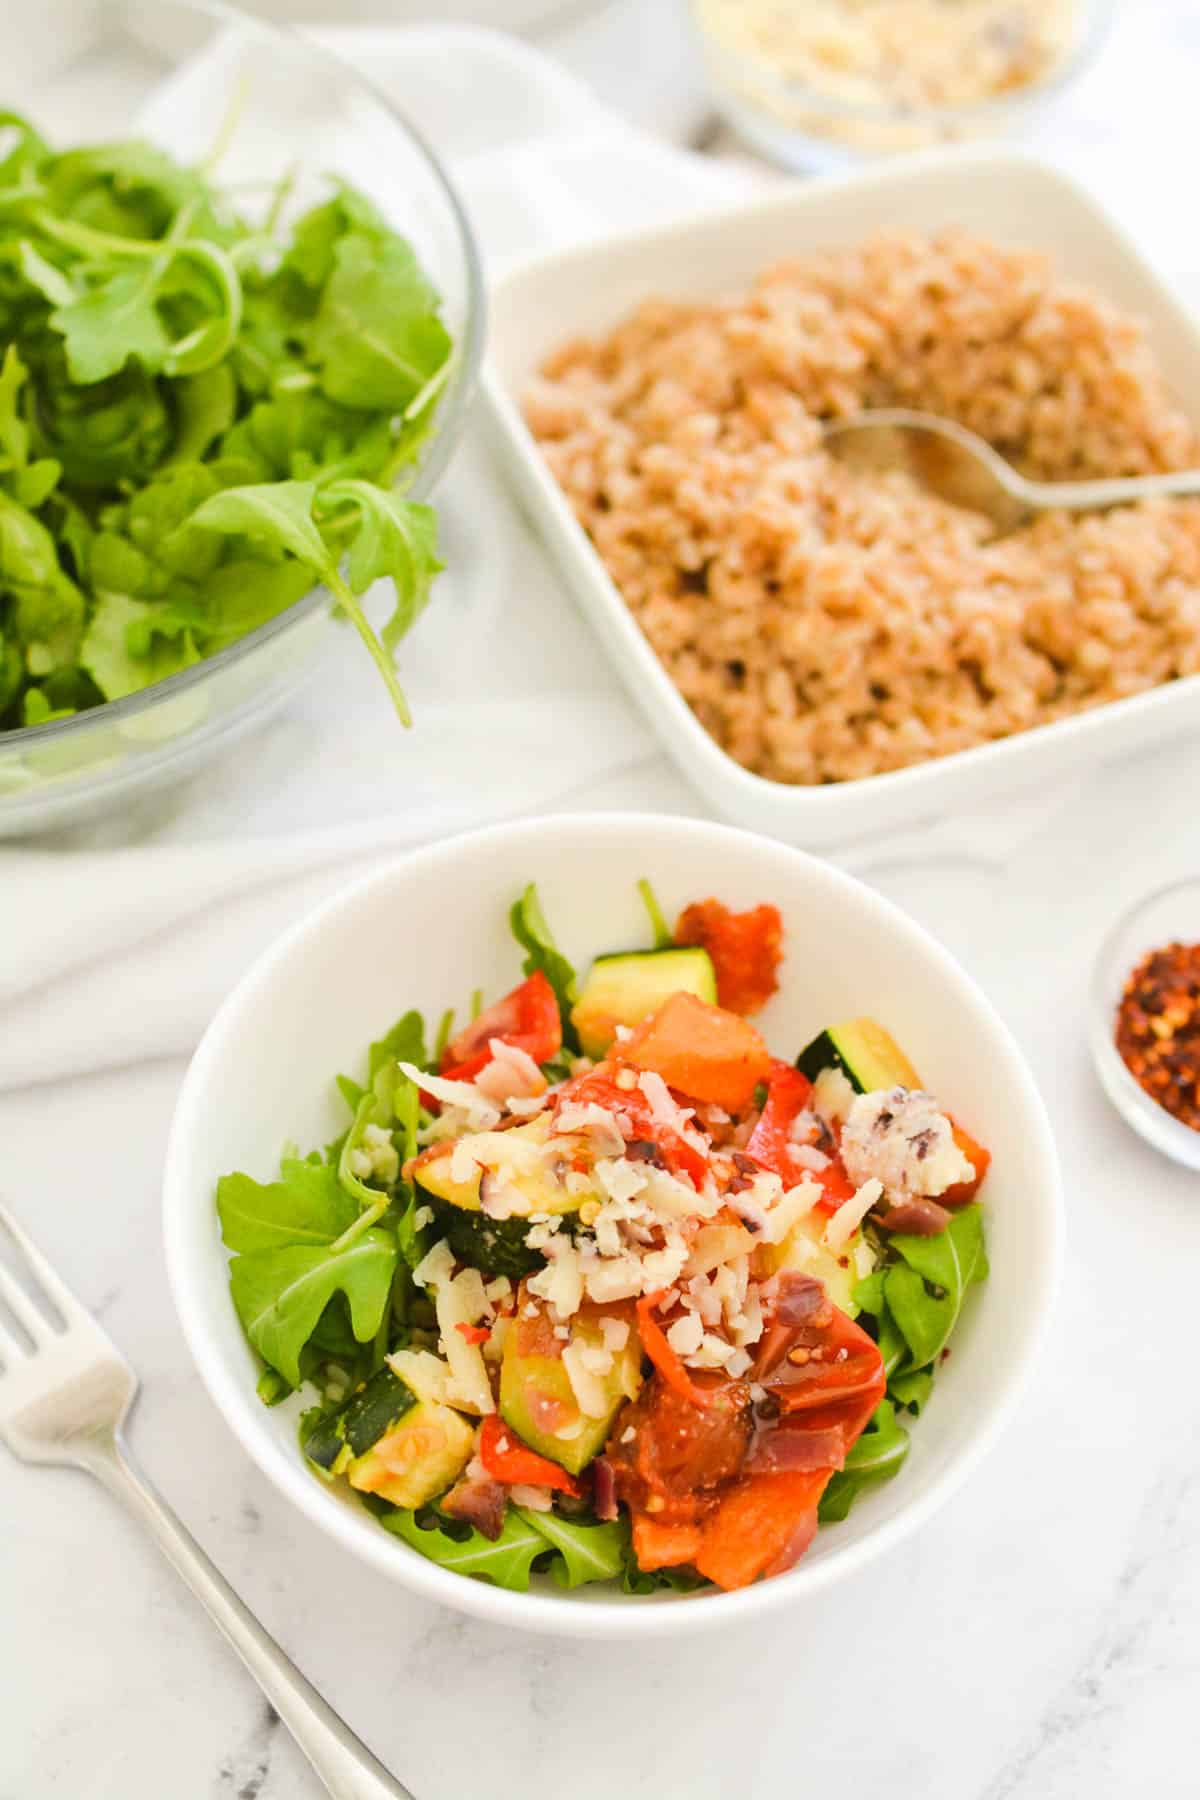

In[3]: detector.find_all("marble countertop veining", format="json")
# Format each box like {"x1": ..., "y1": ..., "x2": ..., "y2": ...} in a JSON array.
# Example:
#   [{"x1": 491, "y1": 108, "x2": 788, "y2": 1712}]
[{"x1": 6, "y1": 4, "x2": 1200, "y2": 1798}]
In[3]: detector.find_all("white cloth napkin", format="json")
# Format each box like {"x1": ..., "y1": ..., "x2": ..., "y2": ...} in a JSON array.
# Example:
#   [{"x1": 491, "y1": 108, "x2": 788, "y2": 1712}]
[{"x1": 2, "y1": 22, "x2": 1193, "y2": 1095}]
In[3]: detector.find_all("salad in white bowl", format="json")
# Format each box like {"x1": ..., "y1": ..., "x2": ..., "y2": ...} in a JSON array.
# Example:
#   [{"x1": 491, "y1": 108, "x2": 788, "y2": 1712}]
[{"x1": 165, "y1": 815, "x2": 1060, "y2": 1636}]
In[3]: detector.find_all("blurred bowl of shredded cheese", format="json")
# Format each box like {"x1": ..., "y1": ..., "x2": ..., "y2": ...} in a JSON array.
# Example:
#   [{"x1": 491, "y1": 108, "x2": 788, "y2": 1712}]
[{"x1": 691, "y1": 0, "x2": 1115, "y2": 168}]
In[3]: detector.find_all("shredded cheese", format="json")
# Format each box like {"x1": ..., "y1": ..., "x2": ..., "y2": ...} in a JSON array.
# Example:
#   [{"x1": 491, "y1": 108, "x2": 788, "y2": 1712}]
[{"x1": 824, "y1": 1177, "x2": 884, "y2": 1251}]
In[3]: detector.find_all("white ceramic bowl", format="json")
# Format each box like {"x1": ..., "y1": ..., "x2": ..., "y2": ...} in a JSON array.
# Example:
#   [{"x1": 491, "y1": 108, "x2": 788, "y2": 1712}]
[
  {"x1": 481, "y1": 149, "x2": 1200, "y2": 850},
  {"x1": 165, "y1": 813, "x2": 1062, "y2": 1638}
]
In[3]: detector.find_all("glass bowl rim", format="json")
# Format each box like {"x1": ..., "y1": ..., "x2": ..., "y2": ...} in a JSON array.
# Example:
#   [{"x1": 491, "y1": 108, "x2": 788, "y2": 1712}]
[
  {"x1": 0, "y1": 0, "x2": 486, "y2": 757},
  {"x1": 1089, "y1": 875, "x2": 1200, "y2": 1172},
  {"x1": 696, "y1": 0, "x2": 1118, "y2": 130}
]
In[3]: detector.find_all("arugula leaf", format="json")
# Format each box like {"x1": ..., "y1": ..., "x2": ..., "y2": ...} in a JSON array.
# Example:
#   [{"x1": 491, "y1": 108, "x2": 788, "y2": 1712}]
[
  {"x1": 0, "y1": 112, "x2": 49, "y2": 186},
  {"x1": 384, "y1": 1505, "x2": 633, "y2": 1594},
  {"x1": 636, "y1": 876, "x2": 673, "y2": 950},
  {"x1": 278, "y1": 184, "x2": 392, "y2": 293},
  {"x1": 516, "y1": 1508, "x2": 627, "y2": 1589},
  {"x1": 394, "y1": 1189, "x2": 431, "y2": 1272},
  {"x1": 50, "y1": 264, "x2": 171, "y2": 383},
  {"x1": 229, "y1": 1231, "x2": 398, "y2": 1387},
  {"x1": 852, "y1": 1270, "x2": 885, "y2": 1315},
  {"x1": 819, "y1": 1400, "x2": 910, "y2": 1523},
  {"x1": 0, "y1": 490, "x2": 86, "y2": 673},
  {"x1": 383, "y1": 1506, "x2": 549, "y2": 1591},
  {"x1": 189, "y1": 477, "x2": 330, "y2": 571},
  {"x1": 0, "y1": 345, "x2": 55, "y2": 502},
  {"x1": 336, "y1": 1073, "x2": 366, "y2": 1114},
  {"x1": 217, "y1": 1158, "x2": 356, "y2": 1253},
  {"x1": 883, "y1": 1204, "x2": 988, "y2": 1371},
  {"x1": 323, "y1": 479, "x2": 442, "y2": 652},
  {"x1": 256, "y1": 1368, "x2": 293, "y2": 1407},
  {"x1": 189, "y1": 477, "x2": 423, "y2": 726},
  {"x1": 0, "y1": 343, "x2": 63, "y2": 503},
  {"x1": 308, "y1": 232, "x2": 451, "y2": 413},
  {"x1": 200, "y1": 557, "x2": 314, "y2": 654},
  {"x1": 509, "y1": 883, "x2": 578, "y2": 1044},
  {"x1": 33, "y1": 351, "x2": 172, "y2": 488},
  {"x1": 167, "y1": 363, "x2": 236, "y2": 464},
  {"x1": 41, "y1": 138, "x2": 209, "y2": 239},
  {"x1": 889, "y1": 1368, "x2": 934, "y2": 1415},
  {"x1": 337, "y1": 1060, "x2": 402, "y2": 1210},
  {"x1": 219, "y1": 388, "x2": 391, "y2": 485},
  {"x1": 80, "y1": 590, "x2": 199, "y2": 699},
  {"x1": 368, "y1": 1009, "x2": 428, "y2": 1082}
]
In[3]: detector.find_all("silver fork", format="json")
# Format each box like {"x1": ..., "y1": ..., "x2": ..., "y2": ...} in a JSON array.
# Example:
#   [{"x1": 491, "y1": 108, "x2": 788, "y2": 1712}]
[{"x1": 0, "y1": 1200, "x2": 415, "y2": 1800}]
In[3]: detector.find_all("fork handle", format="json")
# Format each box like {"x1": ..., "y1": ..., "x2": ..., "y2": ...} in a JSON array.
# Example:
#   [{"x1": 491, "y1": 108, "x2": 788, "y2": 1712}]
[{"x1": 89, "y1": 1436, "x2": 415, "y2": 1800}]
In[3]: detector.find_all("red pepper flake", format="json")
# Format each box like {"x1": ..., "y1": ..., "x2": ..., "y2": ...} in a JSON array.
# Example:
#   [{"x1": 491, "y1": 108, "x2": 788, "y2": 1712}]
[
  {"x1": 455, "y1": 1322, "x2": 490, "y2": 1344},
  {"x1": 1115, "y1": 941, "x2": 1200, "y2": 1131}
]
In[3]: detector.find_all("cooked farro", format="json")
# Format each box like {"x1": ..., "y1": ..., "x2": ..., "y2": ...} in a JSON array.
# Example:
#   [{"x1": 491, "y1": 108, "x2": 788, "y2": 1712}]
[{"x1": 524, "y1": 232, "x2": 1200, "y2": 786}]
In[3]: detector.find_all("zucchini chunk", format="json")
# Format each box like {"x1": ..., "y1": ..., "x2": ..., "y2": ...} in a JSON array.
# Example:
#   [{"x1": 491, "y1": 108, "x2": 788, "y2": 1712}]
[
  {"x1": 348, "y1": 1397, "x2": 475, "y2": 1511},
  {"x1": 756, "y1": 1212, "x2": 867, "y2": 1315},
  {"x1": 413, "y1": 1115, "x2": 583, "y2": 1280},
  {"x1": 302, "y1": 1366, "x2": 418, "y2": 1479},
  {"x1": 796, "y1": 1018, "x2": 921, "y2": 1093},
  {"x1": 303, "y1": 1364, "x2": 475, "y2": 1508},
  {"x1": 571, "y1": 946, "x2": 717, "y2": 1059},
  {"x1": 499, "y1": 1292, "x2": 643, "y2": 1475}
]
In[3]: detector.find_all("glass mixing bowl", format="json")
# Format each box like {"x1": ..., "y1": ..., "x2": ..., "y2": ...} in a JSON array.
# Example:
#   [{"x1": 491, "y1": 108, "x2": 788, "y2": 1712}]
[{"x1": 0, "y1": 0, "x2": 483, "y2": 837}]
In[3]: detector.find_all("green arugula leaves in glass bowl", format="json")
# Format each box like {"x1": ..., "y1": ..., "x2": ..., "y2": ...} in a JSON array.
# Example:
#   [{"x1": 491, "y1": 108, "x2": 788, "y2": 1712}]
[{"x1": 0, "y1": 0, "x2": 483, "y2": 835}]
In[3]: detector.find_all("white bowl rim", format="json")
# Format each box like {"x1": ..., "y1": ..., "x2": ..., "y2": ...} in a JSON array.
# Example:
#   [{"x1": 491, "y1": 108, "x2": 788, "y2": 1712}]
[{"x1": 164, "y1": 811, "x2": 1064, "y2": 1639}]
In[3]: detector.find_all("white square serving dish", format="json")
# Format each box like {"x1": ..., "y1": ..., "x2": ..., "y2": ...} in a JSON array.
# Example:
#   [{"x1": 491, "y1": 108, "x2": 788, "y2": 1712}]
[{"x1": 480, "y1": 148, "x2": 1200, "y2": 848}]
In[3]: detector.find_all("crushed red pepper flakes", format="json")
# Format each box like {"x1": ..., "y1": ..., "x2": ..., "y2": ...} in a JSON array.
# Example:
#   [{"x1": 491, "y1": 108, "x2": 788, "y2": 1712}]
[{"x1": 1115, "y1": 941, "x2": 1200, "y2": 1131}]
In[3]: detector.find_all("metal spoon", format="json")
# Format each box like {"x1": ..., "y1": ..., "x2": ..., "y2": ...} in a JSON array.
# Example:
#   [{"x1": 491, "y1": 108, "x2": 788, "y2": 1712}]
[{"x1": 822, "y1": 407, "x2": 1200, "y2": 535}]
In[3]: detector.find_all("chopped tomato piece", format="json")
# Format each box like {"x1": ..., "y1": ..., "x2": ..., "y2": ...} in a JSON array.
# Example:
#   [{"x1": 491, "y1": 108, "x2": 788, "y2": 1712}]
[
  {"x1": 745, "y1": 1063, "x2": 813, "y2": 1185},
  {"x1": 942, "y1": 1119, "x2": 991, "y2": 1205},
  {"x1": 477, "y1": 1414, "x2": 580, "y2": 1496},
  {"x1": 615, "y1": 992, "x2": 773, "y2": 1113},
  {"x1": 674, "y1": 899, "x2": 783, "y2": 1016},
  {"x1": 439, "y1": 970, "x2": 561, "y2": 1083},
  {"x1": 694, "y1": 1468, "x2": 830, "y2": 1590},
  {"x1": 554, "y1": 1066, "x2": 709, "y2": 1188},
  {"x1": 632, "y1": 1516, "x2": 704, "y2": 1572}
]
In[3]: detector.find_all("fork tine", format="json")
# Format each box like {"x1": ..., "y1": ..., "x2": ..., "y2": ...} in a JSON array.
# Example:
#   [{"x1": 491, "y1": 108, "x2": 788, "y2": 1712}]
[
  {"x1": 0, "y1": 1308, "x2": 28, "y2": 1365},
  {"x1": 0, "y1": 1258, "x2": 55, "y2": 1344},
  {"x1": 0, "y1": 1200, "x2": 77, "y2": 1321}
]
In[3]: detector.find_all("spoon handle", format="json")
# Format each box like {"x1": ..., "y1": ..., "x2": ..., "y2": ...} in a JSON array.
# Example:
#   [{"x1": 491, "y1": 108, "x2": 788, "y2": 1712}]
[{"x1": 1029, "y1": 469, "x2": 1200, "y2": 510}]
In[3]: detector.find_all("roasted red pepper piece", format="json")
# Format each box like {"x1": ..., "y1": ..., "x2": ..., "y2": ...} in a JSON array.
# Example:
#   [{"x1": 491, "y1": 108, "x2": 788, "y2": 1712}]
[
  {"x1": 674, "y1": 899, "x2": 783, "y2": 1016},
  {"x1": 477, "y1": 1414, "x2": 580, "y2": 1496}
]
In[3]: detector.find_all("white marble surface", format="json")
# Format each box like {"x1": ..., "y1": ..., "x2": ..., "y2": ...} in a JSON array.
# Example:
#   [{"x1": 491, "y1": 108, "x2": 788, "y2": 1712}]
[{"x1": 6, "y1": 4, "x2": 1200, "y2": 1798}]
